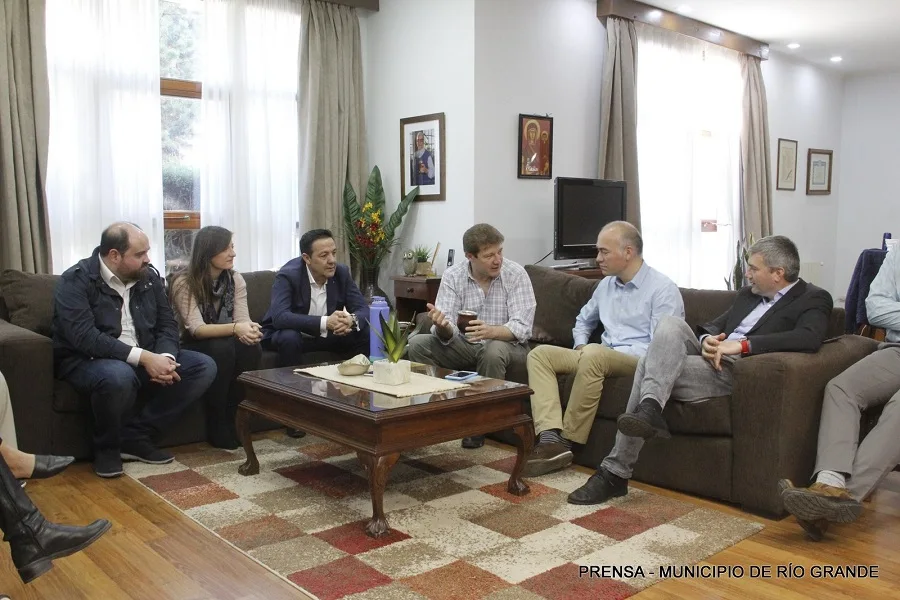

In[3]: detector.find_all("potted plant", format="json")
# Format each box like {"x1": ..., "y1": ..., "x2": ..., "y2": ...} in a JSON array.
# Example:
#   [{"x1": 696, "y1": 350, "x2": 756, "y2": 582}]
[
  {"x1": 344, "y1": 167, "x2": 419, "y2": 299},
  {"x1": 371, "y1": 311, "x2": 421, "y2": 385},
  {"x1": 724, "y1": 234, "x2": 755, "y2": 291},
  {"x1": 412, "y1": 245, "x2": 432, "y2": 276}
]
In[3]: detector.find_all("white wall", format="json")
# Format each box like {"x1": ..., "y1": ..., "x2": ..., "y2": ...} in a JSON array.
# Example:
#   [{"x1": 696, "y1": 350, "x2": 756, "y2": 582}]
[
  {"x1": 474, "y1": 0, "x2": 606, "y2": 266},
  {"x1": 834, "y1": 72, "x2": 900, "y2": 297},
  {"x1": 762, "y1": 52, "x2": 845, "y2": 297},
  {"x1": 360, "y1": 0, "x2": 475, "y2": 292}
]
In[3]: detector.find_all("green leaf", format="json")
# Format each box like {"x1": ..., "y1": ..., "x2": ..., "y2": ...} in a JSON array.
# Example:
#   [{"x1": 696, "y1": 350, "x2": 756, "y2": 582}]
[
  {"x1": 365, "y1": 166, "x2": 386, "y2": 217},
  {"x1": 378, "y1": 312, "x2": 398, "y2": 349}
]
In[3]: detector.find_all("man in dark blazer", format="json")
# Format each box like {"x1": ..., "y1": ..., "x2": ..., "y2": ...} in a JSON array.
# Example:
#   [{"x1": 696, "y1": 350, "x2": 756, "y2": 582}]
[
  {"x1": 568, "y1": 235, "x2": 833, "y2": 505},
  {"x1": 261, "y1": 228, "x2": 369, "y2": 367}
]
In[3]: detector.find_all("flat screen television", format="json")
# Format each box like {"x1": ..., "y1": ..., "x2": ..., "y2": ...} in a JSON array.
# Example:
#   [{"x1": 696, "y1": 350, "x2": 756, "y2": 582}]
[{"x1": 554, "y1": 178, "x2": 627, "y2": 260}]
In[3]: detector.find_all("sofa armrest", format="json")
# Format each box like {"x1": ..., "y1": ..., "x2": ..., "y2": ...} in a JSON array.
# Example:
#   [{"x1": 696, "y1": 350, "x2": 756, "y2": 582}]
[
  {"x1": 731, "y1": 334, "x2": 879, "y2": 515},
  {"x1": 0, "y1": 319, "x2": 55, "y2": 454}
]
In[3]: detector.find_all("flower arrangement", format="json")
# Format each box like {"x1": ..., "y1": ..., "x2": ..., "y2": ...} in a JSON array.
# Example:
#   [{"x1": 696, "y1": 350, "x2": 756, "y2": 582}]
[
  {"x1": 344, "y1": 166, "x2": 419, "y2": 269},
  {"x1": 725, "y1": 233, "x2": 755, "y2": 291}
]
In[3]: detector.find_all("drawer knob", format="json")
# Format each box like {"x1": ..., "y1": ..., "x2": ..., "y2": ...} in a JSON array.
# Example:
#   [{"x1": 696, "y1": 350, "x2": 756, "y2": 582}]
[{"x1": 406, "y1": 287, "x2": 415, "y2": 293}]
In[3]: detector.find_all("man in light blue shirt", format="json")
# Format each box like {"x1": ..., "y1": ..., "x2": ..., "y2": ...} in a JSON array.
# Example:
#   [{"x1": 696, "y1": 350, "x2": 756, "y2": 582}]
[
  {"x1": 781, "y1": 245, "x2": 900, "y2": 541},
  {"x1": 524, "y1": 222, "x2": 683, "y2": 477}
]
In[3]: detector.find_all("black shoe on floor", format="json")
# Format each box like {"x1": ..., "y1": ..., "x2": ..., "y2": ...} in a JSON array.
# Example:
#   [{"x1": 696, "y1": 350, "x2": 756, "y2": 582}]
[
  {"x1": 93, "y1": 451, "x2": 124, "y2": 479},
  {"x1": 286, "y1": 428, "x2": 307, "y2": 439},
  {"x1": 567, "y1": 468, "x2": 628, "y2": 505},
  {"x1": 120, "y1": 440, "x2": 174, "y2": 465},
  {"x1": 29, "y1": 455, "x2": 75, "y2": 480},
  {"x1": 617, "y1": 399, "x2": 671, "y2": 440},
  {"x1": 461, "y1": 435, "x2": 485, "y2": 449}
]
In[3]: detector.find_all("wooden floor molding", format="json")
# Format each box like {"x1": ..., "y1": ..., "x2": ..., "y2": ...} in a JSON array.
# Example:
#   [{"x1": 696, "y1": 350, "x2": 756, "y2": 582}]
[{"x1": 1, "y1": 439, "x2": 898, "y2": 599}]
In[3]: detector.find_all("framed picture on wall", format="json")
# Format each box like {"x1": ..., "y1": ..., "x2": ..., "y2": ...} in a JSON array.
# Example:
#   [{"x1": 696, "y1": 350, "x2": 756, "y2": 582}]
[
  {"x1": 517, "y1": 114, "x2": 553, "y2": 179},
  {"x1": 806, "y1": 148, "x2": 833, "y2": 195},
  {"x1": 400, "y1": 112, "x2": 446, "y2": 201},
  {"x1": 776, "y1": 138, "x2": 798, "y2": 191}
]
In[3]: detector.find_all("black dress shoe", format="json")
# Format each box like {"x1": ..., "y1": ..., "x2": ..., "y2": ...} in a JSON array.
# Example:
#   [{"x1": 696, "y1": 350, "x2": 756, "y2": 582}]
[
  {"x1": 286, "y1": 428, "x2": 307, "y2": 439},
  {"x1": 567, "y1": 469, "x2": 628, "y2": 505},
  {"x1": 617, "y1": 399, "x2": 671, "y2": 440},
  {"x1": 461, "y1": 435, "x2": 485, "y2": 449},
  {"x1": 29, "y1": 455, "x2": 75, "y2": 480}
]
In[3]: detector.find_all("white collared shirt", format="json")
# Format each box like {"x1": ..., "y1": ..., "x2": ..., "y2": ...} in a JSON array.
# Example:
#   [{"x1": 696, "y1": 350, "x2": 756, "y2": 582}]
[
  {"x1": 99, "y1": 258, "x2": 143, "y2": 366},
  {"x1": 307, "y1": 266, "x2": 329, "y2": 337}
]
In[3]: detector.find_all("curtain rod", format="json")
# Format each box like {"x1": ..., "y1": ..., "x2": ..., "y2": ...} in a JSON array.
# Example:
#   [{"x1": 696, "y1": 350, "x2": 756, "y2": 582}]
[
  {"x1": 597, "y1": 0, "x2": 768, "y2": 60},
  {"x1": 320, "y1": 0, "x2": 378, "y2": 10}
]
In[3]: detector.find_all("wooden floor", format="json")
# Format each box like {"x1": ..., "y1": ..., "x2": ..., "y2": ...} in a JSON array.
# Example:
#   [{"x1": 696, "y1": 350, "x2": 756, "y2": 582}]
[{"x1": 1, "y1": 441, "x2": 899, "y2": 599}]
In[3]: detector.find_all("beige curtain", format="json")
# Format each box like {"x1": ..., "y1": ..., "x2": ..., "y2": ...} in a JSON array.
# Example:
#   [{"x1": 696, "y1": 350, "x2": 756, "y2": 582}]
[
  {"x1": 740, "y1": 54, "x2": 773, "y2": 240},
  {"x1": 0, "y1": 0, "x2": 51, "y2": 273},
  {"x1": 298, "y1": 0, "x2": 367, "y2": 262},
  {"x1": 598, "y1": 18, "x2": 640, "y2": 230}
]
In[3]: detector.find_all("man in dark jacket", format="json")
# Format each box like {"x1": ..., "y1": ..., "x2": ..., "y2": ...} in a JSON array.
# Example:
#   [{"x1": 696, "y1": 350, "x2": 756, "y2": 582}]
[
  {"x1": 568, "y1": 235, "x2": 834, "y2": 505},
  {"x1": 261, "y1": 228, "x2": 369, "y2": 366},
  {"x1": 53, "y1": 223, "x2": 216, "y2": 478}
]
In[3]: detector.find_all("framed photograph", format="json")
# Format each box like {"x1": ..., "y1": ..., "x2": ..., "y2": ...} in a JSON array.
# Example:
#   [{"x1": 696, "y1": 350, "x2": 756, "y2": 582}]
[
  {"x1": 400, "y1": 112, "x2": 445, "y2": 201},
  {"x1": 776, "y1": 138, "x2": 798, "y2": 191},
  {"x1": 806, "y1": 148, "x2": 833, "y2": 195},
  {"x1": 517, "y1": 114, "x2": 553, "y2": 179}
]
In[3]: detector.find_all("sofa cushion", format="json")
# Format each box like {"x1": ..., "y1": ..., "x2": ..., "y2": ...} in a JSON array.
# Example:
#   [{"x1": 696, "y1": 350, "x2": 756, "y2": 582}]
[
  {"x1": 525, "y1": 265, "x2": 599, "y2": 347},
  {"x1": 0, "y1": 270, "x2": 59, "y2": 337},
  {"x1": 679, "y1": 287, "x2": 736, "y2": 331},
  {"x1": 241, "y1": 270, "x2": 276, "y2": 323}
]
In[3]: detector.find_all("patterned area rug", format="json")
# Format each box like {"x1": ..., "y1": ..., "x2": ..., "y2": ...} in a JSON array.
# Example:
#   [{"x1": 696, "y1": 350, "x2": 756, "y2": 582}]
[{"x1": 125, "y1": 434, "x2": 763, "y2": 600}]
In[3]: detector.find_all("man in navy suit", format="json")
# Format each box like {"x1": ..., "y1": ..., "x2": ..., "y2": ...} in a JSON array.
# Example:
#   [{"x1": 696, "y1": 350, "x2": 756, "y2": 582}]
[{"x1": 261, "y1": 229, "x2": 369, "y2": 367}]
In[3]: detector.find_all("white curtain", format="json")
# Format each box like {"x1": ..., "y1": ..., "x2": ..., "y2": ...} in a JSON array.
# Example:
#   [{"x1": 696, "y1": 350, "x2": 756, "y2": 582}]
[
  {"x1": 635, "y1": 23, "x2": 743, "y2": 289},
  {"x1": 46, "y1": 0, "x2": 164, "y2": 272},
  {"x1": 202, "y1": 0, "x2": 301, "y2": 272}
]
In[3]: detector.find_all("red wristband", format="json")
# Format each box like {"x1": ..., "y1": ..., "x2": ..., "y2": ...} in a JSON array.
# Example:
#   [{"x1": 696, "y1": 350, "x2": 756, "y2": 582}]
[{"x1": 740, "y1": 339, "x2": 750, "y2": 356}]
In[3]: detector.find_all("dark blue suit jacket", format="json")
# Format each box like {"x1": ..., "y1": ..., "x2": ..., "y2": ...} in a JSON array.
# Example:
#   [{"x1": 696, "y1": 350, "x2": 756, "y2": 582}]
[{"x1": 260, "y1": 259, "x2": 368, "y2": 341}]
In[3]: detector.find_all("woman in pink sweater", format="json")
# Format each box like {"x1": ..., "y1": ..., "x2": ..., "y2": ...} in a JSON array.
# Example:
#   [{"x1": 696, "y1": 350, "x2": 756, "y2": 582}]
[{"x1": 170, "y1": 226, "x2": 262, "y2": 448}]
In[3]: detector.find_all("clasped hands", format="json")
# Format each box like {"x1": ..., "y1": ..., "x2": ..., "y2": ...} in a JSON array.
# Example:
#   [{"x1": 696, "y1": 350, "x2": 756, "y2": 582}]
[
  {"x1": 326, "y1": 309, "x2": 356, "y2": 336},
  {"x1": 233, "y1": 321, "x2": 263, "y2": 345},
  {"x1": 701, "y1": 333, "x2": 743, "y2": 372},
  {"x1": 140, "y1": 351, "x2": 181, "y2": 386},
  {"x1": 426, "y1": 303, "x2": 495, "y2": 343}
]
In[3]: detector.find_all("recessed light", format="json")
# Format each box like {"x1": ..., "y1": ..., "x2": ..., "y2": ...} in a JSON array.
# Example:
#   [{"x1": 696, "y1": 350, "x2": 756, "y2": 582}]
[
  {"x1": 787, "y1": 43, "x2": 800, "y2": 50},
  {"x1": 830, "y1": 56, "x2": 843, "y2": 62},
  {"x1": 648, "y1": 9, "x2": 662, "y2": 20},
  {"x1": 676, "y1": 5, "x2": 692, "y2": 14}
]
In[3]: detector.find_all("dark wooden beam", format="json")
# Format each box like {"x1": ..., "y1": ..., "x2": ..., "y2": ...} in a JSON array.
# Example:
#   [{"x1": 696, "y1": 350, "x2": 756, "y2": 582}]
[
  {"x1": 322, "y1": 0, "x2": 378, "y2": 10},
  {"x1": 597, "y1": 0, "x2": 768, "y2": 60}
]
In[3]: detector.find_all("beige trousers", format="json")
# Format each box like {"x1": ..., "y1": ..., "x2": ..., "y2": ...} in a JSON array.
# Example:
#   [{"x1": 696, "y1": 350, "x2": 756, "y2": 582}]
[
  {"x1": 527, "y1": 344, "x2": 639, "y2": 444},
  {"x1": 0, "y1": 371, "x2": 17, "y2": 448}
]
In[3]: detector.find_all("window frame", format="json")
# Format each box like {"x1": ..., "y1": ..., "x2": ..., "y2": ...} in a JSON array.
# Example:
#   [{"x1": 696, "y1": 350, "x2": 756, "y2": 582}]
[{"x1": 161, "y1": 77, "x2": 202, "y2": 228}]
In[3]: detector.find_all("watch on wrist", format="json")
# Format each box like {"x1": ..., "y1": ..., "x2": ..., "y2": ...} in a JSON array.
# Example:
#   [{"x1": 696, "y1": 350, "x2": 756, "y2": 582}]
[
  {"x1": 740, "y1": 337, "x2": 751, "y2": 356},
  {"x1": 351, "y1": 313, "x2": 359, "y2": 331}
]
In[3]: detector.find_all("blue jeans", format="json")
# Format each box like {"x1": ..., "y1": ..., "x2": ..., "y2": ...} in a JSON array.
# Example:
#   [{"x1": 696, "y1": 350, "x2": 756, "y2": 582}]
[{"x1": 63, "y1": 350, "x2": 216, "y2": 451}]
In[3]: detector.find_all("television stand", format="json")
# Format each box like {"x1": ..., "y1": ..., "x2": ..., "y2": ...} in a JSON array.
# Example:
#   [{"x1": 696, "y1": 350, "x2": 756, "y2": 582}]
[{"x1": 549, "y1": 262, "x2": 589, "y2": 270}]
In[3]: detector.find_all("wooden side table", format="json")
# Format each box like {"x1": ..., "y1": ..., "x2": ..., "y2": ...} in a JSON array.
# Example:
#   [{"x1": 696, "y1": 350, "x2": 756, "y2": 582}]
[{"x1": 391, "y1": 276, "x2": 441, "y2": 321}]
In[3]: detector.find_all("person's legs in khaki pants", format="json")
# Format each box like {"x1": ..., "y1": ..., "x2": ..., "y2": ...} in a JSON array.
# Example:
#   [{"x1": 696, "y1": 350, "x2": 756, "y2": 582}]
[{"x1": 524, "y1": 344, "x2": 637, "y2": 476}]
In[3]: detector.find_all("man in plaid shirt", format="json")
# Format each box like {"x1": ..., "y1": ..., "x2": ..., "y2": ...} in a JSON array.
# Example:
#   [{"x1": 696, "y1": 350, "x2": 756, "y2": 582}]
[{"x1": 408, "y1": 224, "x2": 536, "y2": 448}]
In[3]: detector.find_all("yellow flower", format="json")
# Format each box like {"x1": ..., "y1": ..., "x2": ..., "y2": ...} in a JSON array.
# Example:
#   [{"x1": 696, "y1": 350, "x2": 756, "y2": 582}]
[
  {"x1": 362, "y1": 202, "x2": 373, "y2": 212},
  {"x1": 371, "y1": 211, "x2": 381, "y2": 224}
]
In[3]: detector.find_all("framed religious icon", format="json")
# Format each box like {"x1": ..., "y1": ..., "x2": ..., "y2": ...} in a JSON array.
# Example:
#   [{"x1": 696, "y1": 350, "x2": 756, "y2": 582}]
[
  {"x1": 400, "y1": 112, "x2": 446, "y2": 201},
  {"x1": 517, "y1": 114, "x2": 553, "y2": 179},
  {"x1": 806, "y1": 148, "x2": 833, "y2": 195},
  {"x1": 776, "y1": 138, "x2": 798, "y2": 191}
]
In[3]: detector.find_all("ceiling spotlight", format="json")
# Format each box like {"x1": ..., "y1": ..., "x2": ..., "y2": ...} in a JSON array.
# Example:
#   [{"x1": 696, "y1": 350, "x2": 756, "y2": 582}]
[
  {"x1": 648, "y1": 9, "x2": 662, "y2": 20},
  {"x1": 787, "y1": 43, "x2": 800, "y2": 50},
  {"x1": 676, "y1": 5, "x2": 692, "y2": 14},
  {"x1": 830, "y1": 56, "x2": 843, "y2": 62}
]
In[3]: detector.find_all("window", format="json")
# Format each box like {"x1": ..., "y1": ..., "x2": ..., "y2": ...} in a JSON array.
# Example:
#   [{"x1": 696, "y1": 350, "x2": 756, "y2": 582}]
[
  {"x1": 160, "y1": 0, "x2": 203, "y2": 273},
  {"x1": 636, "y1": 24, "x2": 743, "y2": 289}
]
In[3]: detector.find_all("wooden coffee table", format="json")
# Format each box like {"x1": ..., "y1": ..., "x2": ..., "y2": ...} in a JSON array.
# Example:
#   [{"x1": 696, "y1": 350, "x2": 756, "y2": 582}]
[{"x1": 236, "y1": 364, "x2": 534, "y2": 538}]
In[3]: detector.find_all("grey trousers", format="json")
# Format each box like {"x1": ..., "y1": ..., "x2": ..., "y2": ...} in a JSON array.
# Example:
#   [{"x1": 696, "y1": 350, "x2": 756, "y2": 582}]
[
  {"x1": 814, "y1": 346, "x2": 900, "y2": 501},
  {"x1": 602, "y1": 315, "x2": 735, "y2": 479},
  {"x1": 407, "y1": 333, "x2": 527, "y2": 380}
]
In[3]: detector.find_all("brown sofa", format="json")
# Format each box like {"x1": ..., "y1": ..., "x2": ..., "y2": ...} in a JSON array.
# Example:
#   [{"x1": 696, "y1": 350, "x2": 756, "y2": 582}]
[
  {"x1": 0, "y1": 269, "x2": 341, "y2": 460},
  {"x1": 478, "y1": 265, "x2": 878, "y2": 516}
]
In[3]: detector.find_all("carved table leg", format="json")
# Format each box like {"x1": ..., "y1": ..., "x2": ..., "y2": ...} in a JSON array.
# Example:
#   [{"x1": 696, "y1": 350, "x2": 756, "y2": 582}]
[
  {"x1": 357, "y1": 451, "x2": 400, "y2": 538},
  {"x1": 508, "y1": 422, "x2": 533, "y2": 496},
  {"x1": 237, "y1": 406, "x2": 259, "y2": 476}
]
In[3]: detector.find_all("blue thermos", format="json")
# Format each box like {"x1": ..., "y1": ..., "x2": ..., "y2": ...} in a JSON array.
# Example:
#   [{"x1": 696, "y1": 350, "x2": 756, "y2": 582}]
[
  {"x1": 369, "y1": 296, "x2": 389, "y2": 360},
  {"x1": 883, "y1": 232, "x2": 892, "y2": 251}
]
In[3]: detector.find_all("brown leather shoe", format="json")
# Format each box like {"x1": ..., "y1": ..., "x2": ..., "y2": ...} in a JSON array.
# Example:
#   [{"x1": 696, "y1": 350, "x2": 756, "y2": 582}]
[
  {"x1": 796, "y1": 517, "x2": 829, "y2": 541},
  {"x1": 522, "y1": 442, "x2": 573, "y2": 477},
  {"x1": 780, "y1": 479, "x2": 861, "y2": 523}
]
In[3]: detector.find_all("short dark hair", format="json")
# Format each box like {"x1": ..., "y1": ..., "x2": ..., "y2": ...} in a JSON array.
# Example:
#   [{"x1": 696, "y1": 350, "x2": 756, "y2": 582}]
[
  {"x1": 600, "y1": 221, "x2": 644, "y2": 256},
  {"x1": 99, "y1": 222, "x2": 141, "y2": 256},
  {"x1": 463, "y1": 224, "x2": 505, "y2": 256},
  {"x1": 300, "y1": 228, "x2": 334, "y2": 257},
  {"x1": 749, "y1": 235, "x2": 801, "y2": 282}
]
